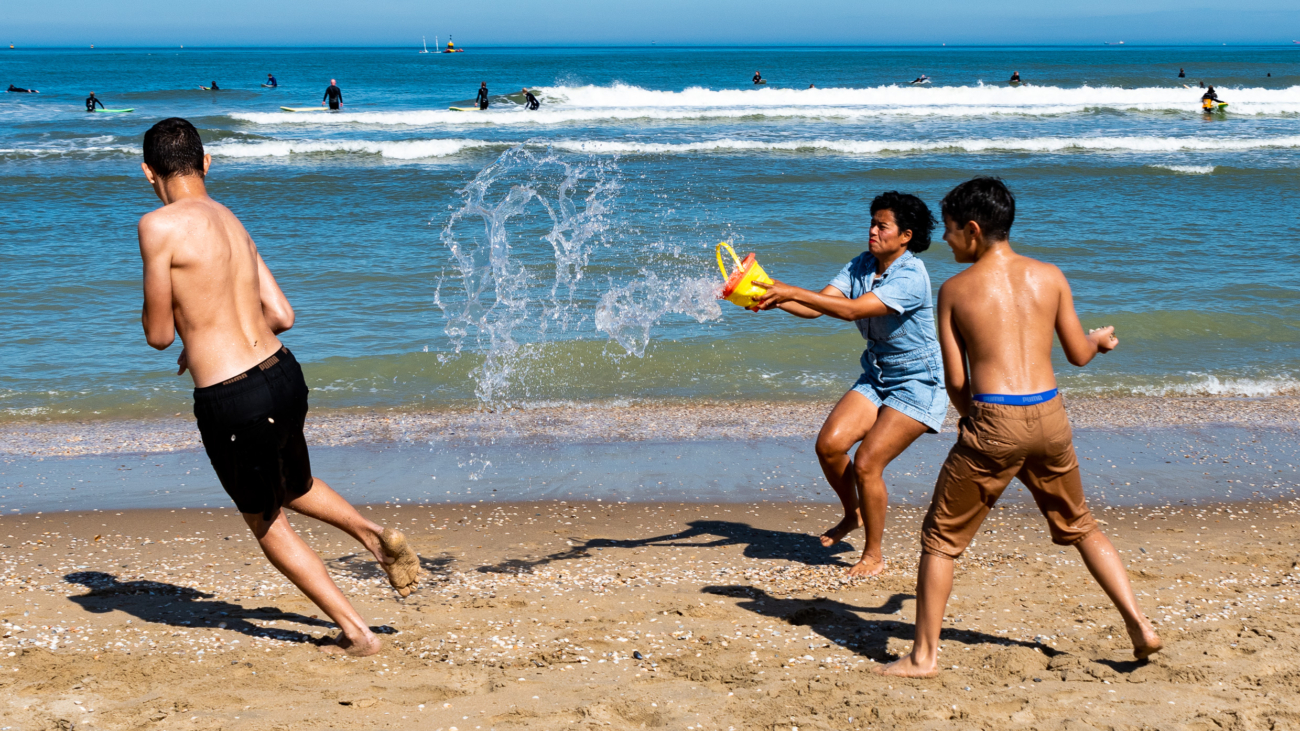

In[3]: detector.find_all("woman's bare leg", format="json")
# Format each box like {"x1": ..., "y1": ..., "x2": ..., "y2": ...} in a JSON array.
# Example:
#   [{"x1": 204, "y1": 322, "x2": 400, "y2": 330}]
[
  {"x1": 814, "y1": 391, "x2": 879, "y2": 548},
  {"x1": 849, "y1": 407, "x2": 929, "y2": 577}
]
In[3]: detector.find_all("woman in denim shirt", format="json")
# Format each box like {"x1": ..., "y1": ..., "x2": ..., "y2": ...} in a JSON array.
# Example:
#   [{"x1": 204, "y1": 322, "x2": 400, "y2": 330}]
[{"x1": 755, "y1": 191, "x2": 946, "y2": 577}]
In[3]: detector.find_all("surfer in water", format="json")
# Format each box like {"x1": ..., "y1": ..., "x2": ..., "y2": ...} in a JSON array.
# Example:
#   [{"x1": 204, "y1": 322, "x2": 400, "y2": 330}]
[
  {"x1": 476, "y1": 82, "x2": 489, "y2": 110},
  {"x1": 753, "y1": 70, "x2": 764, "y2": 85},
  {"x1": 266, "y1": 73, "x2": 277, "y2": 87},
  {"x1": 522, "y1": 88, "x2": 540, "y2": 110},
  {"x1": 209, "y1": 81, "x2": 220, "y2": 91},
  {"x1": 8, "y1": 84, "x2": 38, "y2": 93},
  {"x1": 86, "y1": 92, "x2": 105, "y2": 112},
  {"x1": 1009, "y1": 71, "x2": 1021, "y2": 83},
  {"x1": 753, "y1": 192, "x2": 947, "y2": 578},
  {"x1": 1178, "y1": 67, "x2": 1186, "y2": 78},
  {"x1": 911, "y1": 74, "x2": 930, "y2": 85},
  {"x1": 322, "y1": 79, "x2": 343, "y2": 110},
  {"x1": 1201, "y1": 85, "x2": 1223, "y2": 110}
]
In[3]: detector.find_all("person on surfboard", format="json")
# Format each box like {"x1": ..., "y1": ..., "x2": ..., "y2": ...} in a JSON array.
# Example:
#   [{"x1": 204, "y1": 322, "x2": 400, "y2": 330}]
[
  {"x1": 1201, "y1": 86, "x2": 1223, "y2": 111},
  {"x1": 8, "y1": 84, "x2": 39, "y2": 93},
  {"x1": 1009, "y1": 71, "x2": 1021, "y2": 83},
  {"x1": 753, "y1": 70, "x2": 764, "y2": 85},
  {"x1": 86, "y1": 92, "x2": 105, "y2": 112},
  {"x1": 322, "y1": 79, "x2": 343, "y2": 110},
  {"x1": 209, "y1": 81, "x2": 220, "y2": 91},
  {"x1": 911, "y1": 74, "x2": 930, "y2": 85},
  {"x1": 476, "y1": 82, "x2": 489, "y2": 110},
  {"x1": 522, "y1": 88, "x2": 540, "y2": 110},
  {"x1": 266, "y1": 73, "x2": 277, "y2": 87}
]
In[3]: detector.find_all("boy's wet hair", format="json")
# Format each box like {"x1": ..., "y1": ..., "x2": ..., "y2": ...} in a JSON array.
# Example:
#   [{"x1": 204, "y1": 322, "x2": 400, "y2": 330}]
[
  {"x1": 941, "y1": 177, "x2": 1016, "y2": 241},
  {"x1": 870, "y1": 191, "x2": 935, "y2": 253},
  {"x1": 143, "y1": 117, "x2": 205, "y2": 179}
]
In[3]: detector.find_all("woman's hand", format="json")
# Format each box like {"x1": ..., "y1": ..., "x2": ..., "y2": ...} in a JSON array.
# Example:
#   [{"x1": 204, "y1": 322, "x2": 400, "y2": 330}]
[{"x1": 752, "y1": 279, "x2": 799, "y2": 310}]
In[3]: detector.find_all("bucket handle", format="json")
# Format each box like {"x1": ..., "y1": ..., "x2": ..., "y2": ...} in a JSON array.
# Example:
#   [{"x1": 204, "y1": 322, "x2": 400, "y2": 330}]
[{"x1": 716, "y1": 241, "x2": 743, "y2": 279}]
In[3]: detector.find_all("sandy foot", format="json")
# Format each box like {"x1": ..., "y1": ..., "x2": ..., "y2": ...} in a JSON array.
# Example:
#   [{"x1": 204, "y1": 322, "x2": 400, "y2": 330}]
[
  {"x1": 379, "y1": 527, "x2": 421, "y2": 597},
  {"x1": 819, "y1": 514, "x2": 862, "y2": 548},
  {"x1": 319, "y1": 632, "x2": 382, "y2": 657},
  {"x1": 847, "y1": 555, "x2": 885, "y2": 577},
  {"x1": 875, "y1": 652, "x2": 939, "y2": 678},
  {"x1": 1130, "y1": 622, "x2": 1164, "y2": 660}
]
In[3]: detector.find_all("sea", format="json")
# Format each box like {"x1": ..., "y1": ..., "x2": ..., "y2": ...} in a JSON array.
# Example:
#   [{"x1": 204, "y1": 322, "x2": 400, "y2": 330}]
[{"x1": 2, "y1": 45, "x2": 1299, "y2": 420}]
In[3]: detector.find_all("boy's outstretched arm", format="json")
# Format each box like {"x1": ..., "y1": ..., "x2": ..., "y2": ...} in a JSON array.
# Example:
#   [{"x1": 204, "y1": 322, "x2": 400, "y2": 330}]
[
  {"x1": 1052, "y1": 269, "x2": 1118, "y2": 367},
  {"x1": 936, "y1": 281, "x2": 972, "y2": 418}
]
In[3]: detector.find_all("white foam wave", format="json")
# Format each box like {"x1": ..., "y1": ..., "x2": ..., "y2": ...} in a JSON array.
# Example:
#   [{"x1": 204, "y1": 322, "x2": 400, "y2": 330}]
[
  {"x1": 206, "y1": 138, "x2": 495, "y2": 159},
  {"x1": 1078, "y1": 375, "x2": 1300, "y2": 399},
  {"x1": 1149, "y1": 164, "x2": 1216, "y2": 174},
  {"x1": 229, "y1": 83, "x2": 1300, "y2": 127}
]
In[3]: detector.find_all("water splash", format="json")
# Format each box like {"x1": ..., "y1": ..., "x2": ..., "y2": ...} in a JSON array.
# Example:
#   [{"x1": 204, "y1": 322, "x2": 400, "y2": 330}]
[{"x1": 435, "y1": 146, "x2": 722, "y2": 405}]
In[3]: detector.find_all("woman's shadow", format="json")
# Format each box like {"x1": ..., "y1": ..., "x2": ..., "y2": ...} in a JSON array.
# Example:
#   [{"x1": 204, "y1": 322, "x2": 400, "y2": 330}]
[
  {"x1": 477, "y1": 519, "x2": 854, "y2": 574},
  {"x1": 64, "y1": 571, "x2": 394, "y2": 645}
]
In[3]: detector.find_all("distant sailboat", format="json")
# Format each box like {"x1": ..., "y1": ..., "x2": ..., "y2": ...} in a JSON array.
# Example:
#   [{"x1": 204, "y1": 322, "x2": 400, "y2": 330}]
[{"x1": 420, "y1": 36, "x2": 429, "y2": 53}]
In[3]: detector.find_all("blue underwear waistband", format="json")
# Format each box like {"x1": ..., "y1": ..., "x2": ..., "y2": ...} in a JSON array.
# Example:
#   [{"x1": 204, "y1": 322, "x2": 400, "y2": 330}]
[{"x1": 972, "y1": 388, "x2": 1058, "y2": 405}]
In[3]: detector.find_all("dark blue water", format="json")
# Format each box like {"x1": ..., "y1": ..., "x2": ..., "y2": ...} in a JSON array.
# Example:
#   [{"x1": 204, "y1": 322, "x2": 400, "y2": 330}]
[{"x1": 2, "y1": 46, "x2": 1299, "y2": 418}]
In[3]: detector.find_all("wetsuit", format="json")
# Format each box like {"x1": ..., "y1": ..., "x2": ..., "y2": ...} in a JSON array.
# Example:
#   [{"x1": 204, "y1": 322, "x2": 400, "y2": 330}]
[
  {"x1": 211, "y1": 82, "x2": 219, "y2": 90},
  {"x1": 476, "y1": 86, "x2": 489, "y2": 110},
  {"x1": 524, "y1": 90, "x2": 540, "y2": 110},
  {"x1": 753, "y1": 73, "x2": 762, "y2": 84},
  {"x1": 1201, "y1": 90, "x2": 1221, "y2": 110},
  {"x1": 267, "y1": 76, "x2": 277, "y2": 87},
  {"x1": 1010, "y1": 73, "x2": 1020, "y2": 83},
  {"x1": 86, "y1": 95, "x2": 104, "y2": 112},
  {"x1": 323, "y1": 84, "x2": 343, "y2": 110},
  {"x1": 1178, "y1": 69, "x2": 1186, "y2": 78},
  {"x1": 9, "y1": 85, "x2": 33, "y2": 93}
]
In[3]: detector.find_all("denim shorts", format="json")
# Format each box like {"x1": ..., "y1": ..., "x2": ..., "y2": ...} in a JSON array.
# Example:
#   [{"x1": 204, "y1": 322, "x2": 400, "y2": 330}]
[{"x1": 851, "y1": 347, "x2": 948, "y2": 433}]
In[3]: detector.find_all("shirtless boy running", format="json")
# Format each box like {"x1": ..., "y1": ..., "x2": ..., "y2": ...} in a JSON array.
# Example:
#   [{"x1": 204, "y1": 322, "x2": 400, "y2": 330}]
[
  {"x1": 136, "y1": 117, "x2": 420, "y2": 656},
  {"x1": 879, "y1": 177, "x2": 1161, "y2": 678}
]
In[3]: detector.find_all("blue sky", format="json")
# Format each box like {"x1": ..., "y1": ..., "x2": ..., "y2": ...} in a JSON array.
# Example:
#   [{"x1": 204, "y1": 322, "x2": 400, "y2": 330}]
[{"x1": 7, "y1": 0, "x2": 1300, "y2": 46}]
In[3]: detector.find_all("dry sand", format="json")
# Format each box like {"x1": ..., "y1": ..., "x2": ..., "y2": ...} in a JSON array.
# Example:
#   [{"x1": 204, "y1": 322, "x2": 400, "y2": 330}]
[{"x1": 2, "y1": 499, "x2": 1298, "y2": 730}]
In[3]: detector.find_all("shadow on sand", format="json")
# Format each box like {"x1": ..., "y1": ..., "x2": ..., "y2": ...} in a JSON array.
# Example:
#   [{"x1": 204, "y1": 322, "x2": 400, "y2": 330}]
[
  {"x1": 476, "y1": 519, "x2": 854, "y2": 574},
  {"x1": 702, "y1": 585, "x2": 1060, "y2": 664},
  {"x1": 64, "y1": 571, "x2": 395, "y2": 645}
]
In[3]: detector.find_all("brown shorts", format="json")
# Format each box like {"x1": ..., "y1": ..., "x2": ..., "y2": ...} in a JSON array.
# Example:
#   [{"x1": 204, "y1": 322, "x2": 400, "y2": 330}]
[{"x1": 921, "y1": 395, "x2": 1097, "y2": 559}]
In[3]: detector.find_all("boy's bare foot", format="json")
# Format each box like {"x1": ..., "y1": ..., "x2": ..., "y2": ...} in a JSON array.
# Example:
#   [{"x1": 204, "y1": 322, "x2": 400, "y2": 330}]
[
  {"x1": 1128, "y1": 621, "x2": 1163, "y2": 660},
  {"x1": 320, "y1": 632, "x2": 382, "y2": 657},
  {"x1": 847, "y1": 555, "x2": 885, "y2": 577},
  {"x1": 875, "y1": 652, "x2": 938, "y2": 678},
  {"x1": 378, "y1": 528, "x2": 420, "y2": 597},
  {"x1": 819, "y1": 514, "x2": 862, "y2": 548}
]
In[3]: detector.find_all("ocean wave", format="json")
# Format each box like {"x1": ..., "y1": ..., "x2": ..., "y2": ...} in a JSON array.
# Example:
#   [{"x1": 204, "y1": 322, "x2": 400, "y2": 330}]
[
  {"x1": 205, "y1": 138, "x2": 497, "y2": 159},
  {"x1": 228, "y1": 82, "x2": 1300, "y2": 126},
  {"x1": 1073, "y1": 374, "x2": 1300, "y2": 399},
  {"x1": 1149, "y1": 164, "x2": 1216, "y2": 174}
]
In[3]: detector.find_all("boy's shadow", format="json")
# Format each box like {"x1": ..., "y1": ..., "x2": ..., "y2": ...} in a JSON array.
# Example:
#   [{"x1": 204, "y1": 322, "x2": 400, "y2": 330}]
[
  {"x1": 477, "y1": 520, "x2": 852, "y2": 574},
  {"x1": 703, "y1": 585, "x2": 1057, "y2": 663},
  {"x1": 64, "y1": 571, "x2": 395, "y2": 644}
]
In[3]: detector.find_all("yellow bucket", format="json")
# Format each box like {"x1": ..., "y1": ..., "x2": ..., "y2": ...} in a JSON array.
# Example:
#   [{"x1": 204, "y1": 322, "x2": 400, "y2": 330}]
[{"x1": 716, "y1": 242, "x2": 774, "y2": 309}]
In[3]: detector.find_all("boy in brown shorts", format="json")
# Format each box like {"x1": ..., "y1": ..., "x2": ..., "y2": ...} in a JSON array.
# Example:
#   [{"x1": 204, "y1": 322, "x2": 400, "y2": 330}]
[{"x1": 879, "y1": 178, "x2": 1161, "y2": 678}]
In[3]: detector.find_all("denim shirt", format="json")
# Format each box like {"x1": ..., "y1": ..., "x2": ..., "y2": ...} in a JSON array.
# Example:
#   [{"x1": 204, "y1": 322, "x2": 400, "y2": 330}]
[{"x1": 829, "y1": 250, "x2": 940, "y2": 363}]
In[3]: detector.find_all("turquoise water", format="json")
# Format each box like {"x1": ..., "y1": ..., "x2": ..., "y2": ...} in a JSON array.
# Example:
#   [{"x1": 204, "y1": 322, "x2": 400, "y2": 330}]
[{"x1": 2, "y1": 46, "x2": 1299, "y2": 418}]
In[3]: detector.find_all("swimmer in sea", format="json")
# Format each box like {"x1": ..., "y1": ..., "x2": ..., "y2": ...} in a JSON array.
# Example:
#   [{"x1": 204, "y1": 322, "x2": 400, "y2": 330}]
[
  {"x1": 86, "y1": 92, "x2": 104, "y2": 111},
  {"x1": 522, "y1": 88, "x2": 540, "y2": 110},
  {"x1": 209, "y1": 81, "x2": 219, "y2": 91},
  {"x1": 322, "y1": 79, "x2": 343, "y2": 110},
  {"x1": 1178, "y1": 67, "x2": 1186, "y2": 78},
  {"x1": 753, "y1": 70, "x2": 763, "y2": 84}
]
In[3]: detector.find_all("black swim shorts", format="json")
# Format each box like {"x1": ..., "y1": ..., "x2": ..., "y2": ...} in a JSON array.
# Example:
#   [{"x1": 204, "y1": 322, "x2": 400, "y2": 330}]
[{"x1": 193, "y1": 346, "x2": 313, "y2": 520}]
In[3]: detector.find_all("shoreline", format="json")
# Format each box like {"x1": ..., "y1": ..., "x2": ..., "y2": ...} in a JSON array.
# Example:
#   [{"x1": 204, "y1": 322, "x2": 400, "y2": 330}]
[
  {"x1": 3, "y1": 395, "x2": 1298, "y2": 459},
  {"x1": 1, "y1": 499, "x2": 1297, "y2": 729}
]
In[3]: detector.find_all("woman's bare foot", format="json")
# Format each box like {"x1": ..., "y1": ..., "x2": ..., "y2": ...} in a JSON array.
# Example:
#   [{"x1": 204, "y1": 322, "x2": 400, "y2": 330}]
[
  {"x1": 378, "y1": 528, "x2": 420, "y2": 597},
  {"x1": 847, "y1": 554, "x2": 885, "y2": 577},
  {"x1": 320, "y1": 631, "x2": 382, "y2": 657},
  {"x1": 875, "y1": 651, "x2": 939, "y2": 678},
  {"x1": 819, "y1": 514, "x2": 863, "y2": 548},
  {"x1": 1128, "y1": 620, "x2": 1163, "y2": 660}
]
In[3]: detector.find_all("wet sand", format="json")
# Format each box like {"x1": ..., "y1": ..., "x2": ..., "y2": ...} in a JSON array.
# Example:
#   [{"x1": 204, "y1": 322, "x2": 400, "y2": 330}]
[{"x1": 2, "y1": 500, "x2": 1298, "y2": 730}]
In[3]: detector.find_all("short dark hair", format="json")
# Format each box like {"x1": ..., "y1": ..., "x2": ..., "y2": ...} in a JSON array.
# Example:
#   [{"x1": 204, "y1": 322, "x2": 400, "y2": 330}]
[
  {"x1": 143, "y1": 117, "x2": 205, "y2": 179},
  {"x1": 941, "y1": 177, "x2": 1015, "y2": 242},
  {"x1": 870, "y1": 191, "x2": 935, "y2": 253}
]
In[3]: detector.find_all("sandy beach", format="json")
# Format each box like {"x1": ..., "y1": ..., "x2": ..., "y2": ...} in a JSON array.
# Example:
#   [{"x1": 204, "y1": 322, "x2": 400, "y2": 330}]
[{"x1": 2, "y1": 497, "x2": 1298, "y2": 730}]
